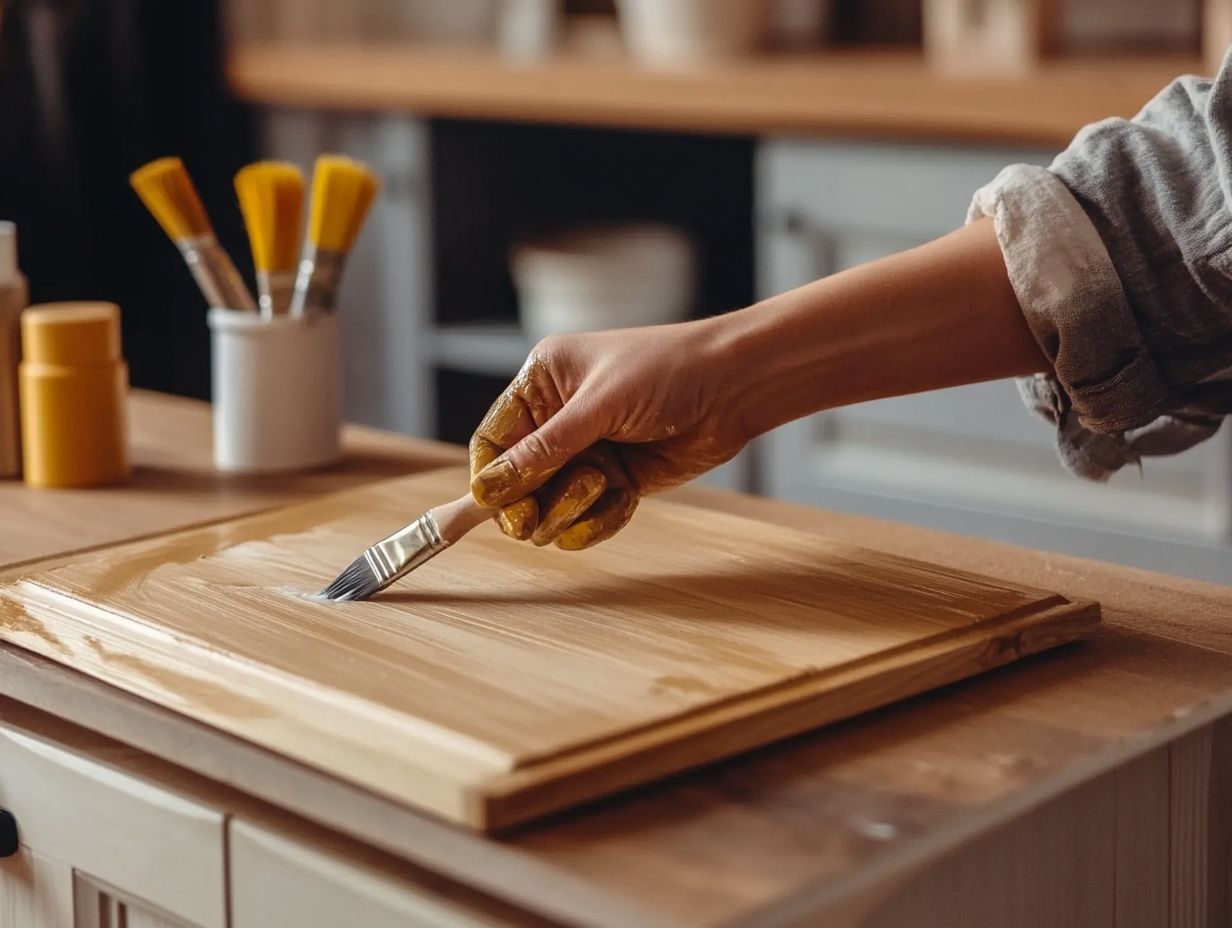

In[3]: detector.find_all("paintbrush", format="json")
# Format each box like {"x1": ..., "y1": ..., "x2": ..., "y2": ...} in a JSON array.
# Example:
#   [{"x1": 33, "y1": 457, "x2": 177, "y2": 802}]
[
  {"x1": 130, "y1": 157, "x2": 257, "y2": 312},
  {"x1": 288, "y1": 154, "x2": 379, "y2": 319},
  {"x1": 234, "y1": 161, "x2": 305, "y2": 319},
  {"x1": 317, "y1": 494, "x2": 491, "y2": 602}
]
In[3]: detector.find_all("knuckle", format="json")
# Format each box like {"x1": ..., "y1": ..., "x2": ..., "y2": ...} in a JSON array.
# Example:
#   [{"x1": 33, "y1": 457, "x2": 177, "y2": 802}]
[
  {"x1": 531, "y1": 333, "x2": 570, "y2": 360},
  {"x1": 518, "y1": 429, "x2": 559, "y2": 468},
  {"x1": 469, "y1": 433, "x2": 494, "y2": 463},
  {"x1": 526, "y1": 336, "x2": 562, "y2": 372}
]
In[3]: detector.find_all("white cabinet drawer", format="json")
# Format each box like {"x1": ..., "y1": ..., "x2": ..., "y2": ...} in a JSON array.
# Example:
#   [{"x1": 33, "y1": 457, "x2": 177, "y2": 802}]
[
  {"x1": 758, "y1": 137, "x2": 1052, "y2": 236},
  {"x1": 755, "y1": 138, "x2": 1069, "y2": 453},
  {"x1": 755, "y1": 137, "x2": 1232, "y2": 581},
  {"x1": 230, "y1": 819, "x2": 521, "y2": 928},
  {"x1": 0, "y1": 719, "x2": 226, "y2": 928}
]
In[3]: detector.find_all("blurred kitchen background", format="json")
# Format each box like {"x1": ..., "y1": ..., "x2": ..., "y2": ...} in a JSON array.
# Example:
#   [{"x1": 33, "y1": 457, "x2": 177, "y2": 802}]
[{"x1": 1, "y1": 0, "x2": 1229, "y2": 583}]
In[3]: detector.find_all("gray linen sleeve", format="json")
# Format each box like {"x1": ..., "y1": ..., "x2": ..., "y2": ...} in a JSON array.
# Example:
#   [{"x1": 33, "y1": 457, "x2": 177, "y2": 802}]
[{"x1": 968, "y1": 56, "x2": 1232, "y2": 480}]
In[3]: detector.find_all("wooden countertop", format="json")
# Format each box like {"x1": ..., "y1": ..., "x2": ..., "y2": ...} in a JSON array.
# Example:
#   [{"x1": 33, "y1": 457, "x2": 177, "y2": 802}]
[
  {"x1": 3, "y1": 390, "x2": 1232, "y2": 927},
  {"x1": 227, "y1": 42, "x2": 1205, "y2": 147},
  {"x1": 0, "y1": 390, "x2": 465, "y2": 569}
]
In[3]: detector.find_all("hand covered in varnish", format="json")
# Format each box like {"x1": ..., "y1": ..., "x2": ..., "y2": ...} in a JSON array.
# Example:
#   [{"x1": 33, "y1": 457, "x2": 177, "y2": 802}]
[{"x1": 469, "y1": 322, "x2": 750, "y2": 550}]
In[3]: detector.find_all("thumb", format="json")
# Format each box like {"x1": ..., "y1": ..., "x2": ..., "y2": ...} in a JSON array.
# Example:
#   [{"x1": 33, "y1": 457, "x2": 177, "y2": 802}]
[{"x1": 470, "y1": 401, "x2": 606, "y2": 508}]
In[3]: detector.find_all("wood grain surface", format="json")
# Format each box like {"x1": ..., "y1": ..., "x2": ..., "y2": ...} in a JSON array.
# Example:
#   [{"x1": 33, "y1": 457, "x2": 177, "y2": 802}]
[
  {"x1": 228, "y1": 43, "x2": 1203, "y2": 146},
  {"x1": 0, "y1": 391, "x2": 464, "y2": 569},
  {"x1": 0, "y1": 467, "x2": 1097, "y2": 830}
]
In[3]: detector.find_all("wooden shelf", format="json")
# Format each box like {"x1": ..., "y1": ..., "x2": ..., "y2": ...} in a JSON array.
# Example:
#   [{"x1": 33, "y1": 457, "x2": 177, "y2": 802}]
[{"x1": 227, "y1": 42, "x2": 1205, "y2": 146}]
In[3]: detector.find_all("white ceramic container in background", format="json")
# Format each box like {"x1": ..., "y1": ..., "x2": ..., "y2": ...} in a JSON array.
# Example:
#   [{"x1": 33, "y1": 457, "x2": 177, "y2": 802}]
[
  {"x1": 208, "y1": 308, "x2": 342, "y2": 474},
  {"x1": 498, "y1": 0, "x2": 560, "y2": 59},
  {"x1": 772, "y1": 0, "x2": 833, "y2": 47},
  {"x1": 381, "y1": 0, "x2": 499, "y2": 44},
  {"x1": 615, "y1": 0, "x2": 773, "y2": 64},
  {"x1": 511, "y1": 223, "x2": 695, "y2": 345}
]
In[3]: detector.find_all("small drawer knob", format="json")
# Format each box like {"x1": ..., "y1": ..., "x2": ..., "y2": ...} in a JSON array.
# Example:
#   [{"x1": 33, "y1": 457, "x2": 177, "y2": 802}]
[{"x1": 0, "y1": 809, "x2": 18, "y2": 858}]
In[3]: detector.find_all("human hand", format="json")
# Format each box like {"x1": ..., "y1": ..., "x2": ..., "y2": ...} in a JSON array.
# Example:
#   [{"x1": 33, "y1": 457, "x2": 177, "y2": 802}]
[{"x1": 469, "y1": 320, "x2": 750, "y2": 550}]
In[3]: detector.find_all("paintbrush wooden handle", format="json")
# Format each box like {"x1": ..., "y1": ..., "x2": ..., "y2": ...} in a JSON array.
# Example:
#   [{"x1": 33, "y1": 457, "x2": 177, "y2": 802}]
[{"x1": 429, "y1": 494, "x2": 492, "y2": 546}]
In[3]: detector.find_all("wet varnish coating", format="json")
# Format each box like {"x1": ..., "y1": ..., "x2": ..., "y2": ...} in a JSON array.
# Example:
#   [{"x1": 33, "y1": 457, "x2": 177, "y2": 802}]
[{"x1": 0, "y1": 467, "x2": 1099, "y2": 831}]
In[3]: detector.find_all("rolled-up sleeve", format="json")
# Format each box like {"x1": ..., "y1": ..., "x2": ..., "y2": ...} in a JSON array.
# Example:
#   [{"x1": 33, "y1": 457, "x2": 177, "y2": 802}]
[{"x1": 968, "y1": 54, "x2": 1232, "y2": 480}]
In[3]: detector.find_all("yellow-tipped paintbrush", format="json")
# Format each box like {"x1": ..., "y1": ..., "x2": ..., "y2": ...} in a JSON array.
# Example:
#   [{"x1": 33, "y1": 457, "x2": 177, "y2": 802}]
[
  {"x1": 235, "y1": 161, "x2": 305, "y2": 319},
  {"x1": 289, "y1": 154, "x2": 379, "y2": 318},
  {"x1": 130, "y1": 157, "x2": 257, "y2": 312}
]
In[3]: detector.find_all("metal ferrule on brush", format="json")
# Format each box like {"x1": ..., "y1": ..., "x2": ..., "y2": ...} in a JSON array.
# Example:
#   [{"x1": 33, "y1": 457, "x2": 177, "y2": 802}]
[
  {"x1": 319, "y1": 513, "x2": 452, "y2": 601},
  {"x1": 364, "y1": 512, "x2": 451, "y2": 590},
  {"x1": 290, "y1": 243, "x2": 346, "y2": 318},
  {"x1": 178, "y1": 235, "x2": 257, "y2": 312},
  {"x1": 256, "y1": 269, "x2": 296, "y2": 319}
]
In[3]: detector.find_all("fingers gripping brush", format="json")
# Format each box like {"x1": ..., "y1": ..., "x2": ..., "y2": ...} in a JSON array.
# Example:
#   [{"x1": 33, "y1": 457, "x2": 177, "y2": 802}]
[
  {"x1": 289, "y1": 155, "x2": 379, "y2": 318},
  {"x1": 130, "y1": 157, "x2": 257, "y2": 312},
  {"x1": 317, "y1": 494, "x2": 490, "y2": 602},
  {"x1": 235, "y1": 161, "x2": 305, "y2": 318}
]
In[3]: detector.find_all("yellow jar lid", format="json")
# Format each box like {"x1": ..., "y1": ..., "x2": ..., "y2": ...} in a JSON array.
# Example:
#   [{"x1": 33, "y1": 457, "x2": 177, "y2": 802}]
[{"x1": 21, "y1": 302, "x2": 121, "y2": 365}]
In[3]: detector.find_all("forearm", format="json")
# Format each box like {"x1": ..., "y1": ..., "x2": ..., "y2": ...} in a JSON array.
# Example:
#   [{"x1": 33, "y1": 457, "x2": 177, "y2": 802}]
[{"x1": 708, "y1": 217, "x2": 1049, "y2": 439}]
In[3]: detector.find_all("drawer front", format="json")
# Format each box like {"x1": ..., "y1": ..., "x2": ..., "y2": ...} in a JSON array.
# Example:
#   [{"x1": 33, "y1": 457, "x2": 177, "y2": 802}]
[
  {"x1": 757, "y1": 137, "x2": 1052, "y2": 237},
  {"x1": 757, "y1": 136, "x2": 1064, "y2": 451},
  {"x1": 230, "y1": 820, "x2": 514, "y2": 928},
  {"x1": 0, "y1": 721, "x2": 226, "y2": 928}
]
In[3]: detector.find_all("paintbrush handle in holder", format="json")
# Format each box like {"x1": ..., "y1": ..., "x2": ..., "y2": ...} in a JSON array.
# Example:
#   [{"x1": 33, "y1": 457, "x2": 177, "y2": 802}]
[
  {"x1": 290, "y1": 244, "x2": 346, "y2": 318},
  {"x1": 179, "y1": 236, "x2": 258, "y2": 313},
  {"x1": 208, "y1": 307, "x2": 341, "y2": 473},
  {"x1": 256, "y1": 269, "x2": 296, "y2": 319}
]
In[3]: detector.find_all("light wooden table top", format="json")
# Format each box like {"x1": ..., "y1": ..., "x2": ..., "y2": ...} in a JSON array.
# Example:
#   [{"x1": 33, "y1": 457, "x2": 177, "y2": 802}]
[
  {"x1": 227, "y1": 43, "x2": 1204, "y2": 147},
  {"x1": 3, "y1": 390, "x2": 1231, "y2": 927}
]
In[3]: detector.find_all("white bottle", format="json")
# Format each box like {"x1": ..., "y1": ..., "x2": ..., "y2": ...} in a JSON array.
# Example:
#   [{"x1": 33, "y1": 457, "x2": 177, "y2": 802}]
[{"x1": 0, "y1": 222, "x2": 29, "y2": 478}]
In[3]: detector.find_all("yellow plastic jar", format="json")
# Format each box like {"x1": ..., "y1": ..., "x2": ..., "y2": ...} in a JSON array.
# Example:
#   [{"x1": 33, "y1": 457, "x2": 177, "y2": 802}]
[{"x1": 19, "y1": 302, "x2": 129, "y2": 488}]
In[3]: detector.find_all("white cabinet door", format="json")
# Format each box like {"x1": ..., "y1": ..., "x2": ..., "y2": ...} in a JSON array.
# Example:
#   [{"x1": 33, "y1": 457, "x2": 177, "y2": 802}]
[
  {"x1": 74, "y1": 874, "x2": 194, "y2": 928},
  {"x1": 230, "y1": 819, "x2": 518, "y2": 927},
  {"x1": 756, "y1": 138, "x2": 1232, "y2": 583},
  {"x1": 0, "y1": 719, "x2": 227, "y2": 928}
]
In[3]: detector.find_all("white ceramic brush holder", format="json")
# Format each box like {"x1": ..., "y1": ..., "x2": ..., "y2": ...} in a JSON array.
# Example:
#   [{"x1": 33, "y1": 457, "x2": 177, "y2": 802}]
[{"x1": 208, "y1": 308, "x2": 342, "y2": 473}]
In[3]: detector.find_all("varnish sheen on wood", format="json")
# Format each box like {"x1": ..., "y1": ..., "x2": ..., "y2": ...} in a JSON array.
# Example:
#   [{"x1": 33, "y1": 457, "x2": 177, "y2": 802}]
[{"x1": 0, "y1": 468, "x2": 1099, "y2": 831}]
